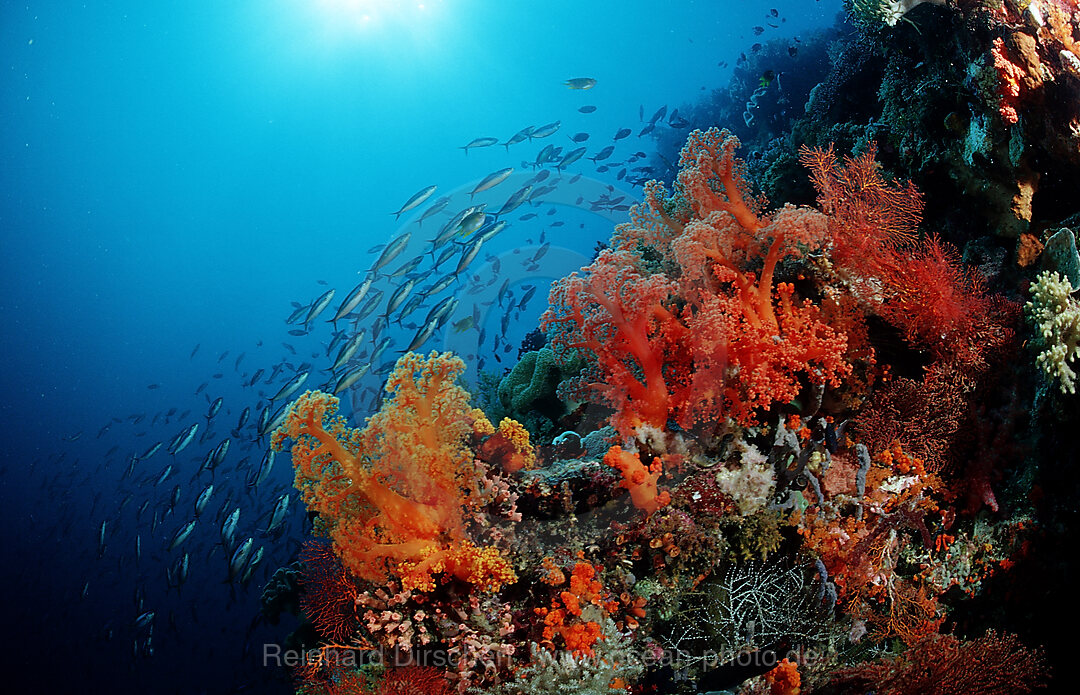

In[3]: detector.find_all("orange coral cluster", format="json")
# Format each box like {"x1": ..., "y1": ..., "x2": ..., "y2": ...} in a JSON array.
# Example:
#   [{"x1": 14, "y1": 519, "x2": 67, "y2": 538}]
[
  {"x1": 800, "y1": 441, "x2": 945, "y2": 646},
  {"x1": 272, "y1": 352, "x2": 517, "y2": 594},
  {"x1": 476, "y1": 417, "x2": 536, "y2": 472},
  {"x1": 535, "y1": 562, "x2": 620, "y2": 657},
  {"x1": 763, "y1": 658, "x2": 801, "y2": 695}
]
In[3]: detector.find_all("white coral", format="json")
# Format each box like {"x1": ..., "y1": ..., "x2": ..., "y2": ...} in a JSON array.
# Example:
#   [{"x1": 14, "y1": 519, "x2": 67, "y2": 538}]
[
  {"x1": 1026, "y1": 270, "x2": 1080, "y2": 394},
  {"x1": 715, "y1": 446, "x2": 776, "y2": 515}
]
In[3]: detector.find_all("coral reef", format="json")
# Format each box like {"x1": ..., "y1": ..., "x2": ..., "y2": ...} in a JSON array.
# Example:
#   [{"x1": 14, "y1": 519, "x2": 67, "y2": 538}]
[{"x1": 267, "y1": 91, "x2": 1066, "y2": 690}]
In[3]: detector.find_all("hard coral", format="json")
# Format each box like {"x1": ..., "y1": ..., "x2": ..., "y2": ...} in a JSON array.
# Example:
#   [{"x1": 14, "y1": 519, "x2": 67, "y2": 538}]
[{"x1": 1026, "y1": 269, "x2": 1080, "y2": 393}]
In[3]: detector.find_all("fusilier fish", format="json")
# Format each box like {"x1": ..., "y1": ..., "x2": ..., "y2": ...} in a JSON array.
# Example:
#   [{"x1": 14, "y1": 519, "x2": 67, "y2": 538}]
[
  {"x1": 331, "y1": 331, "x2": 365, "y2": 372},
  {"x1": 270, "y1": 371, "x2": 308, "y2": 402},
  {"x1": 370, "y1": 232, "x2": 412, "y2": 274},
  {"x1": 469, "y1": 167, "x2": 513, "y2": 199},
  {"x1": 391, "y1": 185, "x2": 437, "y2": 219},
  {"x1": 305, "y1": 288, "x2": 336, "y2": 325},
  {"x1": 167, "y1": 519, "x2": 197, "y2": 552},
  {"x1": 531, "y1": 121, "x2": 561, "y2": 138},
  {"x1": 333, "y1": 364, "x2": 371, "y2": 394},
  {"x1": 168, "y1": 423, "x2": 199, "y2": 455},
  {"x1": 563, "y1": 77, "x2": 596, "y2": 89},
  {"x1": 459, "y1": 136, "x2": 499, "y2": 154},
  {"x1": 195, "y1": 484, "x2": 214, "y2": 517},
  {"x1": 228, "y1": 537, "x2": 254, "y2": 583}
]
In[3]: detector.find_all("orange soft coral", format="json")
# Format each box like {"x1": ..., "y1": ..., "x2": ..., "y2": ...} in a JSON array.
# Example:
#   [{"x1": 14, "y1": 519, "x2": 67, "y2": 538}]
[
  {"x1": 603, "y1": 446, "x2": 670, "y2": 515},
  {"x1": 272, "y1": 351, "x2": 516, "y2": 593},
  {"x1": 764, "y1": 658, "x2": 801, "y2": 695}
]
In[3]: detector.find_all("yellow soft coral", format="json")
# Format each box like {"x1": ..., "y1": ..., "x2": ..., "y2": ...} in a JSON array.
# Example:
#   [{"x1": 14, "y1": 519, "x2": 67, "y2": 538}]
[
  {"x1": 272, "y1": 351, "x2": 516, "y2": 592},
  {"x1": 477, "y1": 417, "x2": 536, "y2": 472}
]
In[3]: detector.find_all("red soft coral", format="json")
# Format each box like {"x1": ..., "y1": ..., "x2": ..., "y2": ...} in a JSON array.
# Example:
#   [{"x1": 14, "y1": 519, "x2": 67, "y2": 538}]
[
  {"x1": 543, "y1": 129, "x2": 850, "y2": 431},
  {"x1": 543, "y1": 248, "x2": 688, "y2": 434}
]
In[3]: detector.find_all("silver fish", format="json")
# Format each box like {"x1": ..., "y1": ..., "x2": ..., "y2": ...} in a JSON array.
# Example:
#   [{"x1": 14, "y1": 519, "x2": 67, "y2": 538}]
[
  {"x1": 370, "y1": 231, "x2": 412, "y2": 274},
  {"x1": 531, "y1": 121, "x2": 561, "y2": 138},
  {"x1": 475, "y1": 220, "x2": 507, "y2": 244},
  {"x1": 247, "y1": 449, "x2": 275, "y2": 488},
  {"x1": 139, "y1": 441, "x2": 163, "y2": 460},
  {"x1": 135, "y1": 611, "x2": 155, "y2": 630},
  {"x1": 332, "y1": 276, "x2": 373, "y2": 325},
  {"x1": 195, "y1": 484, "x2": 214, "y2": 517},
  {"x1": 384, "y1": 277, "x2": 417, "y2": 318},
  {"x1": 494, "y1": 185, "x2": 532, "y2": 218},
  {"x1": 168, "y1": 423, "x2": 199, "y2": 455},
  {"x1": 557, "y1": 147, "x2": 587, "y2": 170},
  {"x1": 391, "y1": 185, "x2": 436, "y2": 219},
  {"x1": 352, "y1": 290, "x2": 384, "y2": 323},
  {"x1": 425, "y1": 273, "x2": 457, "y2": 298},
  {"x1": 459, "y1": 136, "x2": 499, "y2": 154},
  {"x1": 469, "y1": 167, "x2": 514, "y2": 199},
  {"x1": 590, "y1": 145, "x2": 615, "y2": 162},
  {"x1": 423, "y1": 296, "x2": 458, "y2": 327},
  {"x1": 333, "y1": 363, "x2": 371, "y2": 394},
  {"x1": 270, "y1": 371, "x2": 308, "y2": 402},
  {"x1": 221, "y1": 508, "x2": 240, "y2": 549},
  {"x1": 262, "y1": 404, "x2": 289, "y2": 438},
  {"x1": 455, "y1": 239, "x2": 485, "y2": 276},
  {"x1": 331, "y1": 331, "x2": 365, "y2": 372},
  {"x1": 228, "y1": 537, "x2": 254, "y2": 582},
  {"x1": 167, "y1": 519, "x2": 196, "y2": 552},
  {"x1": 369, "y1": 336, "x2": 392, "y2": 366},
  {"x1": 405, "y1": 318, "x2": 441, "y2": 352},
  {"x1": 240, "y1": 546, "x2": 264, "y2": 585},
  {"x1": 265, "y1": 494, "x2": 290, "y2": 536},
  {"x1": 305, "y1": 288, "x2": 336, "y2": 325},
  {"x1": 416, "y1": 196, "x2": 452, "y2": 226},
  {"x1": 503, "y1": 126, "x2": 534, "y2": 150}
]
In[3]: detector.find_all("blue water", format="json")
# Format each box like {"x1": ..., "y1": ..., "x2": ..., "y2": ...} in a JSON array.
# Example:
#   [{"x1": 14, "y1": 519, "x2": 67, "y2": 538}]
[{"x1": 0, "y1": 1, "x2": 842, "y2": 692}]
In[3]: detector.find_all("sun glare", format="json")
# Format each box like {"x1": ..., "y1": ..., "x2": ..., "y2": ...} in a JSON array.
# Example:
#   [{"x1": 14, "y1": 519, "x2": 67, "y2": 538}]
[{"x1": 313, "y1": 0, "x2": 439, "y2": 33}]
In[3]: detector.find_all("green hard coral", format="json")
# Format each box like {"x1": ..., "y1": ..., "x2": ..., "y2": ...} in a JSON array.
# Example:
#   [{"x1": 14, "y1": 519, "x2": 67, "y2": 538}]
[
  {"x1": 496, "y1": 348, "x2": 582, "y2": 440},
  {"x1": 1026, "y1": 270, "x2": 1080, "y2": 394},
  {"x1": 499, "y1": 348, "x2": 561, "y2": 412}
]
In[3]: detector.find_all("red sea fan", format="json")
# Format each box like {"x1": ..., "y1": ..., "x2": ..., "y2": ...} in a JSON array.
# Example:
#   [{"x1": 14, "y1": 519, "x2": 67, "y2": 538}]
[
  {"x1": 824, "y1": 630, "x2": 1047, "y2": 695},
  {"x1": 376, "y1": 666, "x2": 454, "y2": 695},
  {"x1": 798, "y1": 142, "x2": 923, "y2": 262},
  {"x1": 873, "y1": 236, "x2": 1011, "y2": 366},
  {"x1": 300, "y1": 540, "x2": 360, "y2": 644}
]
